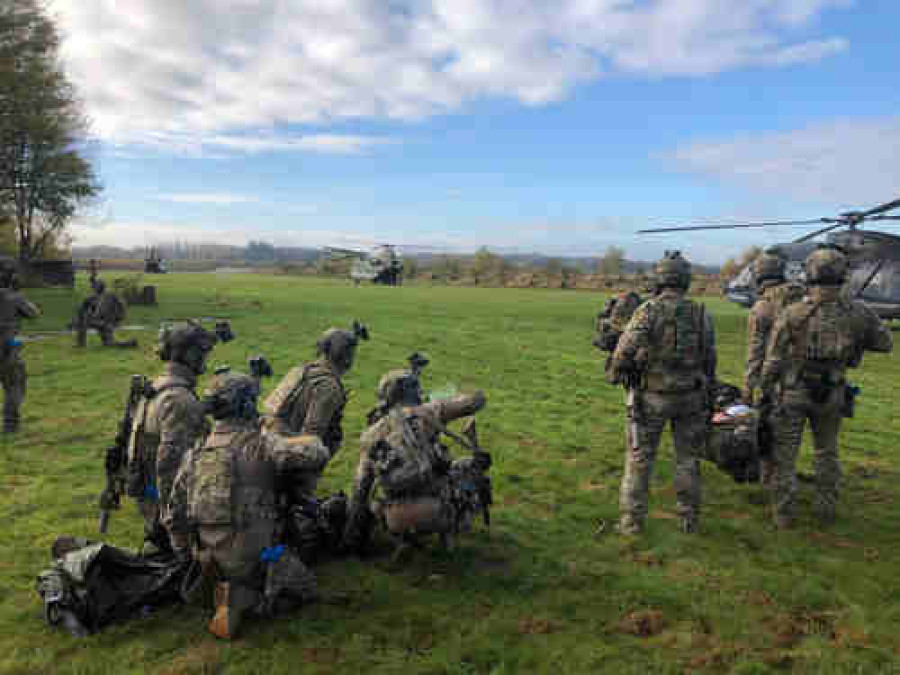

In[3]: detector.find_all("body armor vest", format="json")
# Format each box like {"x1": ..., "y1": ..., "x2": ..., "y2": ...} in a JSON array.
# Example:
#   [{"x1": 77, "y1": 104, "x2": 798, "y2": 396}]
[
  {"x1": 645, "y1": 298, "x2": 707, "y2": 392},
  {"x1": 191, "y1": 429, "x2": 281, "y2": 550}
]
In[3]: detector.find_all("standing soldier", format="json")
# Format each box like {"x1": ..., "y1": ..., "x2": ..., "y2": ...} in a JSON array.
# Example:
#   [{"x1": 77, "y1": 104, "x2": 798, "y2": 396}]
[
  {"x1": 0, "y1": 270, "x2": 41, "y2": 433},
  {"x1": 609, "y1": 251, "x2": 716, "y2": 534},
  {"x1": 762, "y1": 246, "x2": 892, "y2": 528},
  {"x1": 73, "y1": 277, "x2": 137, "y2": 348},
  {"x1": 342, "y1": 360, "x2": 489, "y2": 556},
  {"x1": 127, "y1": 322, "x2": 218, "y2": 553},
  {"x1": 165, "y1": 369, "x2": 330, "y2": 640},
  {"x1": 743, "y1": 249, "x2": 804, "y2": 487}
]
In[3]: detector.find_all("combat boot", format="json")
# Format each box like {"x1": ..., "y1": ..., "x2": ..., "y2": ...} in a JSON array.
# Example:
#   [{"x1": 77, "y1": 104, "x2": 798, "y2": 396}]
[
  {"x1": 208, "y1": 582, "x2": 259, "y2": 640},
  {"x1": 74, "y1": 330, "x2": 87, "y2": 348}
]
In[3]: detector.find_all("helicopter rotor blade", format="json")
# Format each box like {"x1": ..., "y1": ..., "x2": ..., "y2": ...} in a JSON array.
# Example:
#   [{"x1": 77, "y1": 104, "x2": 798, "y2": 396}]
[
  {"x1": 866, "y1": 215, "x2": 900, "y2": 222},
  {"x1": 861, "y1": 197, "x2": 900, "y2": 217},
  {"x1": 637, "y1": 218, "x2": 830, "y2": 234},
  {"x1": 792, "y1": 222, "x2": 847, "y2": 243}
]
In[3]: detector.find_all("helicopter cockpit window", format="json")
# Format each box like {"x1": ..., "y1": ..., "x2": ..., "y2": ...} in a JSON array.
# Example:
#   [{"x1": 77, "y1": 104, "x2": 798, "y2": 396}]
[
  {"x1": 784, "y1": 261, "x2": 804, "y2": 282},
  {"x1": 731, "y1": 264, "x2": 755, "y2": 290}
]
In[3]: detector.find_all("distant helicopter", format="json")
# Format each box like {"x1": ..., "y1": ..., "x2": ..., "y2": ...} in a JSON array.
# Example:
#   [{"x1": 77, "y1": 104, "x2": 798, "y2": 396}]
[
  {"x1": 638, "y1": 197, "x2": 900, "y2": 320},
  {"x1": 323, "y1": 244, "x2": 404, "y2": 286},
  {"x1": 144, "y1": 246, "x2": 168, "y2": 274}
]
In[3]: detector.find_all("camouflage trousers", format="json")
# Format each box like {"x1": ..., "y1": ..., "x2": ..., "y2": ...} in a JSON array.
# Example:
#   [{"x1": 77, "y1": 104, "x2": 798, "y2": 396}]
[
  {"x1": 757, "y1": 393, "x2": 778, "y2": 488},
  {"x1": 772, "y1": 386, "x2": 844, "y2": 527},
  {"x1": 0, "y1": 348, "x2": 26, "y2": 432},
  {"x1": 195, "y1": 525, "x2": 317, "y2": 612},
  {"x1": 619, "y1": 390, "x2": 705, "y2": 531}
]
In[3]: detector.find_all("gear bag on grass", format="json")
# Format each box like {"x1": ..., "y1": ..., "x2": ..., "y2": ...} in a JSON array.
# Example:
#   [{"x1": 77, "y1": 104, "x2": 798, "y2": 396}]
[{"x1": 36, "y1": 538, "x2": 193, "y2": 636}]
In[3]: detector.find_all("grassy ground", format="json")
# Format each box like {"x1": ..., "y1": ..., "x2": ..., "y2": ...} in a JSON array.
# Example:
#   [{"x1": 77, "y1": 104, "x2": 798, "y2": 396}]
[{"x1": 1, "y1": 273, "x2": 898, "y2": 675}]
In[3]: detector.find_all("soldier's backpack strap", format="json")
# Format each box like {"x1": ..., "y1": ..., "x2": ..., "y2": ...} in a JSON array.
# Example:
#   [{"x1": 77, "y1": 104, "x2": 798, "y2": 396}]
[{"x1": 791, "y1": 300, "x2": 824, "y2": 364}]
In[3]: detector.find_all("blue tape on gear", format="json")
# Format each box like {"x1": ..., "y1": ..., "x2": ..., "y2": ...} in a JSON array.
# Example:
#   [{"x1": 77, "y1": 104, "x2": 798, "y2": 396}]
[
  {"x1": 144, "y1": 484, "x2": 159, "y2": 502},
  {"x1": 6, "y1": 337, "x2": 22, "y2": 348},
  {"x1": 260, "y1": 544, "x2": 286, "y2": 563}
]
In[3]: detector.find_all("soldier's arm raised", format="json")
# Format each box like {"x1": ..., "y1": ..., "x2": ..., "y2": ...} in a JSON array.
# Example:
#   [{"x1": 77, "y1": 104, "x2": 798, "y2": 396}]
[
  {"x1": 434, "y1": 390, "x2": 487, "y2": 425},
  {"x1": 270, "y1": 433, "x2": 331, "y2": 473}
]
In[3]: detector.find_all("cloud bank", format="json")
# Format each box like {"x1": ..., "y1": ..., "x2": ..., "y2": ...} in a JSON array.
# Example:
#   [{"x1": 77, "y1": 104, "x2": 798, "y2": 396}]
[
  {"x1": 53, "y1": 0, "x2": 851, "y2": 152},
  {"x1": 668, "y1": 116, "x2": 900, "y2": 206}
]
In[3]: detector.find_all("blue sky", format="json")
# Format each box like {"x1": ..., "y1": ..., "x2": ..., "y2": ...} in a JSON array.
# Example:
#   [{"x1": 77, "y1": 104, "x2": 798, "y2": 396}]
[{"x1": 54, "y1": 0, "x2": 900, "y2": 264}]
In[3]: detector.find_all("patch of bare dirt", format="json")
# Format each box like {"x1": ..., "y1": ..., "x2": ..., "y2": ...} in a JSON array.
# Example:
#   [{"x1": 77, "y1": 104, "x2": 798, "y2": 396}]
[
  {"x1": 518, "y1": 617, "x2": 556, "y2": 635},
  {"x1": 618, "y1": 610, "x2": 666, "y2": 637}
]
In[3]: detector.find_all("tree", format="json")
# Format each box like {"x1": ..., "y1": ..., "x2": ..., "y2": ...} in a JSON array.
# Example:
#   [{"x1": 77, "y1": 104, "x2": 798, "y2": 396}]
[
  {"x1": 472, "y1": 246, "x2": 498, "y2": 285},
  {"x1": 403, "y1": 256, "x2": 418, "y2": 281},
  {"x1": 0, "y1": 0, "x2": 101, "y2": 262},
  {"x1": 245, "y1": 240, "x2": 277, "y2": 263},
  {"x1": 598, "y1": 245, "x2": 625, "y2": 275},
  {"x1": 545, "y1": 258, "x2": 563, "y2": 276}
]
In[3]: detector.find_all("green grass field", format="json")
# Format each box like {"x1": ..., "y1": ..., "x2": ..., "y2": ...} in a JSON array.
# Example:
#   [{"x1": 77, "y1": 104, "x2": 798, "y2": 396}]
[{"x1": 2, "y1": 273, "x2": 899, "y2": 675}]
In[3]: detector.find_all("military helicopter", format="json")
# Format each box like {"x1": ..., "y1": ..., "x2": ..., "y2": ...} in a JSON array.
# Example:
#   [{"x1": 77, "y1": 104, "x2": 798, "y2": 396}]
[
  {"x1": 323, "y1": 244, "x2": 404, "y2": 286},
  {"x1": 144, "y1": 246, "x2": 168, "y2": 274},
  {"x1": 638, "y1": 197, "x2": 900, "y2": 320}
]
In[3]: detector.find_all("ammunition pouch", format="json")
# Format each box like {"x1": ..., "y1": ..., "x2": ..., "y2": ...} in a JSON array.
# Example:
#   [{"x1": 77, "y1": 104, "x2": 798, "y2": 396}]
[{"x1": 799, "y1": 364, "x2": 844, "y2": 405}]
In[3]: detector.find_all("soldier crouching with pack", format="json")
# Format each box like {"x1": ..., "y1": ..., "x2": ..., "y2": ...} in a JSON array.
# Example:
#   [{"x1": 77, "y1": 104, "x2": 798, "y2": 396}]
[
  {"x1": 342, "y1": 356, "x2": 490, "y2": 558},
  {"x1": 609, "y1": 251, "x2": 716, "y2": 535},
  {"x1": 761, "y1": 246, "x2": 892, "y2": 528},
  {"x1": 73, "y1": 277, "x2": 137, "y2": 349},
  {"x1": 164, "y1": 369, "x2": 330, "y2": 640},
  {"x1": 127, "y1": 322, "x2": 219, "y2": 554}
]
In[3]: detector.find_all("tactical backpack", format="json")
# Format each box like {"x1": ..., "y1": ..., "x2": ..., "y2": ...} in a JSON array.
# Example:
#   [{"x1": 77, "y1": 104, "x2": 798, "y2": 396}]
[{"x1": 370, "y1": 409, "x2": 446, "y2": 497}]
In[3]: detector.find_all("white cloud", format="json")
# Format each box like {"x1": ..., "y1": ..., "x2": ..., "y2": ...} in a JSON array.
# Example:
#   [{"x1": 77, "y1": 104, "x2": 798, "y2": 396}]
[
  {"x1": 51, "y1": 0, "x2": 852, "y2": 151},
  {"x1": 667, "y1": 116, "x2": 900, "y2": 206},
  {"x1": 156, "y1": 193, "x2": 259, "y2": 205}
]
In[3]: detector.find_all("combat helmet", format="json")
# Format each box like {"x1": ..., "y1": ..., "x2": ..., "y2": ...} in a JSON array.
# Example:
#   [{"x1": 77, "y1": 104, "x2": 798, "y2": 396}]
[
  {"x1": 754, "y1": 248, "x2": 785, "y2": 284},
  {"x1": 377, "y1": 369, "x2": 423, "y2": 409},
  {"x1": 805, "y1": 245, "x2": 848, "y2": 286},
  {"x1": 317, "y1": 320, "x2": 369, "y2": 374},
  {"x1": 158, "y1": 321, "x2": 218, "y2": 373},
  {"x1": 202, "y1": 368, "x2": 259, "y2": 421},
  {"x1": 654, "y1": 250, "x2": 691, "y2": 290}
]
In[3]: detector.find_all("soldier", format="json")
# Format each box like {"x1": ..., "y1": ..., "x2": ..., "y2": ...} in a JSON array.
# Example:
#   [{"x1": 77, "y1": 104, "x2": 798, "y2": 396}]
[
  {"x1": 743, "y1": 249, "x2": 805, "y2": 487},
  {"x1": 761, "y1": 246, "x2": 892, "y2": 528},
  {"x1": 593, "y1": 291, "x2": 642, "y2": 353},
  {"x1": 0, "y1": 270, "x2": 41, "y2": 433},
  {"x1": 164, "y1": 369, "x2": 330, "y2": 640},
  {"x1": 126, "y1": 322, "x2": 217, "y2": 553},
  {"x1": 73, "y1": 277, "x2": 137, "y2": 348},
  {"x1": 609, "y1": 251, "x2": 716, "y2": 534},
  {"x1": 265, "y1": 322, "x2": 369, "y2": 455},
  {"x1": 342, "y1": 363, "x2": 489, "y2": 556}
]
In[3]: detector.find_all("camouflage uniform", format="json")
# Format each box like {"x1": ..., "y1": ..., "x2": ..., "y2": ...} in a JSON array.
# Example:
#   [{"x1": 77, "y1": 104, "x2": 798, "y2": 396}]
[
  {"x1": 73, "y1": 279, "x2": 136, "y2": 348},
  {"x1": 127, "y1": 323, "x2": 217, "y2": 552},
  {"x1": 343, "y1": 370, "x2": 488, "y2": 554},
  {"x1": 165, "y1": 371, "x2": 330, "y2": 640},
  {"x1": 0, "y1": 284, "x2": 40, "y2": 433},
  {"x1": 743, "y1": 252, "x2": 804, "y2": 485},
  {"x1": 762, "y1": 247, "x2": 892, "y2": 527},
  {"x1": 610, "y1": 252, "x2": 716, "y2": 534}
]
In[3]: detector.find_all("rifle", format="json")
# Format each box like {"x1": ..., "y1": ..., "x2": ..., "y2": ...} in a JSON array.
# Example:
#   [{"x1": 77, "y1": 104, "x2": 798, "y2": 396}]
[
  {"x1": 446, "y1": 419, "x2": 493, "y2": 527},
  {"x1": 98, "y1": 374, "x2": 148, "y2": 533}
]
